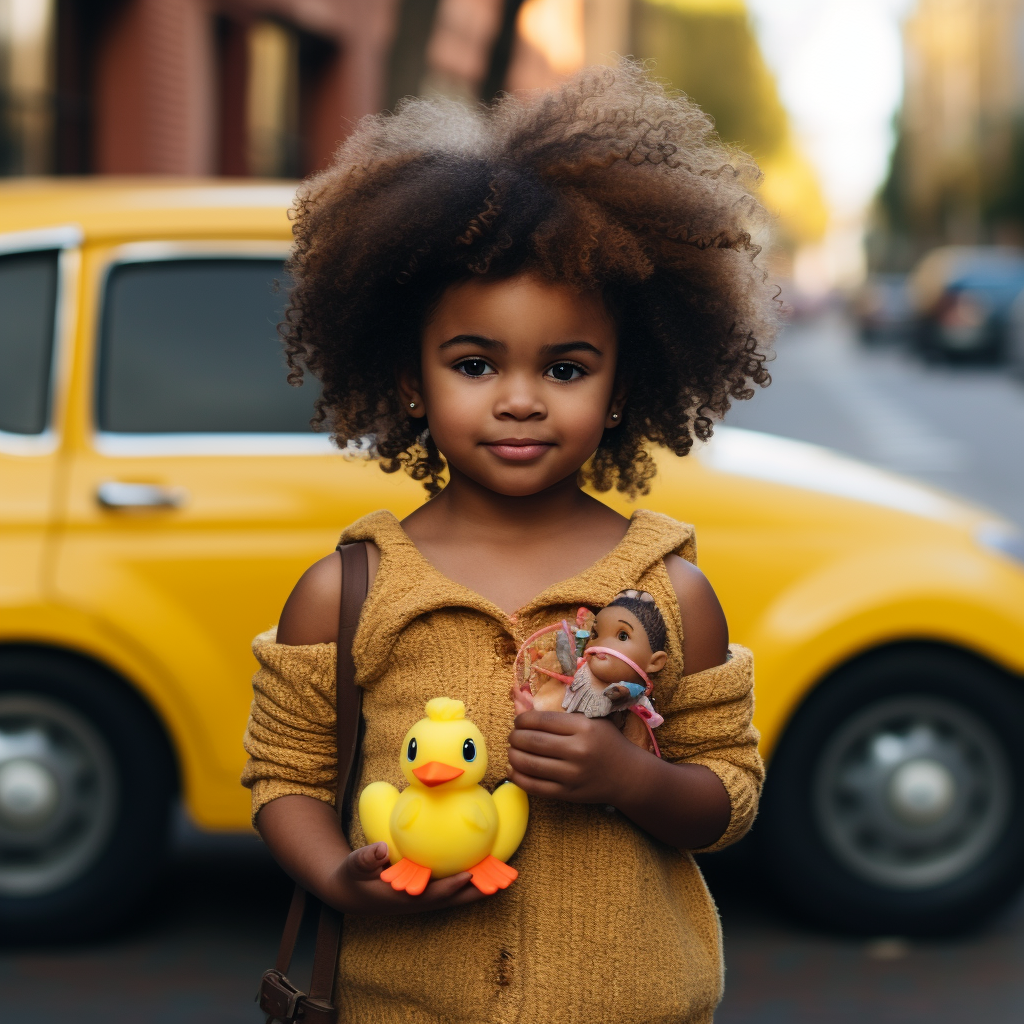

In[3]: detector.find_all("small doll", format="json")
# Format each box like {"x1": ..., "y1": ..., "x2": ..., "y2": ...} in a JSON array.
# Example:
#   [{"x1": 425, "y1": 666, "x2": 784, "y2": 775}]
[{"x1": 514, "y1": 590, "x2": 669, "y2": 755}]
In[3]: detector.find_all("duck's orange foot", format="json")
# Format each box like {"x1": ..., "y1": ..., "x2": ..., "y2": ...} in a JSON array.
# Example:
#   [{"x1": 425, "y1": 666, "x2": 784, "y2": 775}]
[
  {"x1": 380, "y1": 858, "x2": 431, "y2": 896},
  {"x1": 468, "y1": 855, "x2": 518, "y2": 895}
]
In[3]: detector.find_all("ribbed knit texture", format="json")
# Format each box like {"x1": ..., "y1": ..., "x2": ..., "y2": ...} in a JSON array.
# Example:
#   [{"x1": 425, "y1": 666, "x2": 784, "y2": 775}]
[{"x1": 242, "y1": 509, "x2": 762, "y2": 1024}]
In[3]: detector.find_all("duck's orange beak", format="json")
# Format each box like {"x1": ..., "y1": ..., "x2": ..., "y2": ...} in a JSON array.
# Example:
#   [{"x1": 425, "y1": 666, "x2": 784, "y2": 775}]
[{"x1": 412, "y1": 761, "x2": 465, "y2": 787}]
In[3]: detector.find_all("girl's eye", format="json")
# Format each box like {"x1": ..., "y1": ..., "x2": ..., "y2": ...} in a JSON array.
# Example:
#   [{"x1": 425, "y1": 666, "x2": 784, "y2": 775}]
[
  {"x1": 546, "y1": 362, "x2": 585, "y2": 382},
  {"x1": 462, "y1": 739, "x2": 477, "y2": 762},
  {"x1": 456, "y1": 358, "x2": 495, "y2": 377},
  {"x1": 617, "y1": 630, "x2": 629, "y2": 642},
  {"x1": 407, "y1": 738, "x2": 417, "y2": 761}
]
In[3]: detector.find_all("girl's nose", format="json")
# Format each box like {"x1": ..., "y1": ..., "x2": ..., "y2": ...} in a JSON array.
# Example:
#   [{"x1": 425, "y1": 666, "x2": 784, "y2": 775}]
[{"x1": 494, "y1": 378, "x2": 546, "y2": 420}]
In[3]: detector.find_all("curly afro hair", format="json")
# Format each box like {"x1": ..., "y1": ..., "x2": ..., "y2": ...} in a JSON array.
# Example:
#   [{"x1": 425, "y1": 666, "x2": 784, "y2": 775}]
[{"x1": 283, "y1": 62, "x2": 777, "y2": 497}]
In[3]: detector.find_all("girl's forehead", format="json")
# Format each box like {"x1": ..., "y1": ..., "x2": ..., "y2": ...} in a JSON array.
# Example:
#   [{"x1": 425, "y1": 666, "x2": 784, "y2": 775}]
[{"x1": 426, "y1": 273, "x2": 613, "y2": 338}]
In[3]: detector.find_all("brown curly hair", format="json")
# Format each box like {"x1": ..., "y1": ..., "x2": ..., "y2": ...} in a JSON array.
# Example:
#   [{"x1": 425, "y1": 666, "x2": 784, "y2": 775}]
[{"x1": 283, "y1": 62, "x2": 776, "y2": 497}]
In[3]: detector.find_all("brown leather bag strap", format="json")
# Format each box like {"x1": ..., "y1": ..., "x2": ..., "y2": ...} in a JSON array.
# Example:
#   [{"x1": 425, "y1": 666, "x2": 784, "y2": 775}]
[
  {"x1": 273, "y1": 885, "x2": 307, "y2": 975},
  {"x1": 261, "y1": 541, "x2": 368, "y2": 1023},
  {"x1": 305, "y1": 541, "x2": 368, "y2": 1010}
]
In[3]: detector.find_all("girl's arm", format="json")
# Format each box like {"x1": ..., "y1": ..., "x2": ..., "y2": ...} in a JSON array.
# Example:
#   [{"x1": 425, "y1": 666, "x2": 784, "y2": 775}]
[
  {"x1": 257, "y1": 547, "x2": 490, "y2": 914},
  {"x1": 256, "y1": 795, "x2": 487, "y2": 914},
  {"x1": 507, "y1": 555, "x2": 733, "y2": 850}
]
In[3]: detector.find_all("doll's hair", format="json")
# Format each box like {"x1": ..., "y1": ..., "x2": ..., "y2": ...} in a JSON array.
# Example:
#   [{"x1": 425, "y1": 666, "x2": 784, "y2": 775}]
[
  {"x1": 283, "y1": 62, "x2": 777, "y2": 497},
  {"x1": 607, "y1": 591, "x2": 667, "y2": 655}
]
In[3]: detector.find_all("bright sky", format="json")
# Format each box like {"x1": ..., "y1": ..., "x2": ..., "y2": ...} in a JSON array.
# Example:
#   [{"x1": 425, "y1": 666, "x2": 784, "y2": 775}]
[{"x1": 746, "y1": 0, "x2": 917, "y2": 221}]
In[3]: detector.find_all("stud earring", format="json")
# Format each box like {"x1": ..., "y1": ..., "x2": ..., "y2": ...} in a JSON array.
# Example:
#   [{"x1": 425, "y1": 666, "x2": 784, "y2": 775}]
[
  {"x1": 409, "y1": 402, "x2": 416, "y2": 409},
  {"x1": 611, "y1": 412, "x2": 620, "y2": 421}
]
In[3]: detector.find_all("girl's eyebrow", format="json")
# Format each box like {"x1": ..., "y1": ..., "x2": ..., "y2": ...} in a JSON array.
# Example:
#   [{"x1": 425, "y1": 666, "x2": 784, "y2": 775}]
[
  {"x1": 617, "y1": 619, "x2": 633, "y2": 630},
  {"x1": 439, "y1": 334, "x2": 505, "y2": 350},
  {"x1": 540, "y1": 341, "x2": 603, "y2": 357}
]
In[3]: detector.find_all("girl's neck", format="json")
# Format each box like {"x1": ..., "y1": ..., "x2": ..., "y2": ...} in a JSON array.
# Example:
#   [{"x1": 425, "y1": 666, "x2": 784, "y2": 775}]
[
  {"x1": 415, "y1": 467, "x2": 605, "y2": 542},
  {"x1": 400, "y1": 467, "x2": 630, "y2": 614}
]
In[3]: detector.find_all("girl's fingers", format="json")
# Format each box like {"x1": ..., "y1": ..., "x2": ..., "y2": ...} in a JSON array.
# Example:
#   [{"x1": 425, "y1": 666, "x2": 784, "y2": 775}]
[
  {"x1": 507, "y1": 748, "x2": 576, "y2": 783},
  {"x1": 508, "y1": 726, "x2": 573, "y2": 757},
  {"x1": 346, "y1": 842, "x2": 389, "y2": 879},
  {"x1": 513, "y1": 709, "x2": 582, "y2": 734},
  {"x1": 508, "y1": 768, "x2": 569, "y2": 800}
]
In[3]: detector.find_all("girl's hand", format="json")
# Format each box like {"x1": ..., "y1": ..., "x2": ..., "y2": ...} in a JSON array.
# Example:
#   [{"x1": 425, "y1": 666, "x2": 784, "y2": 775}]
[
  {"x1": 256, "y1": 795, "x2": 495, "y2": 917},
  {"x1": 507, "y1": 710, "x2": 639, "y2": 805},
  {"x1": 329, "y1": 842, "x2": 490, "y2": 915}
]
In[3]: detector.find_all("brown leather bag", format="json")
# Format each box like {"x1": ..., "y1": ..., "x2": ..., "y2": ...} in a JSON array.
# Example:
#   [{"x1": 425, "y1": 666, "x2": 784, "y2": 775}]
[{"x1": 257, "y1": 540, "x2": 369, "y2": 1024}]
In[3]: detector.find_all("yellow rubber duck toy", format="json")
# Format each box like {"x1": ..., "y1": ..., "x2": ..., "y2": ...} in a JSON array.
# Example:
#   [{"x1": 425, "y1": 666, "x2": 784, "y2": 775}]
[{"x1": 358, "y1": 697, "x2": 529, "y2": 896}]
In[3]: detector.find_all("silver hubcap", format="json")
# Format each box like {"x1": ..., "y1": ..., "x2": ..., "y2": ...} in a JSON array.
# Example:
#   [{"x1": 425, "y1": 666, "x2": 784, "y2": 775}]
[
  {"x1": 814, "y1": 695, "x2": 1011, "y2": 889},
  {"x1": 0, "y1": 694, "x2": 118, "y2": 897}
]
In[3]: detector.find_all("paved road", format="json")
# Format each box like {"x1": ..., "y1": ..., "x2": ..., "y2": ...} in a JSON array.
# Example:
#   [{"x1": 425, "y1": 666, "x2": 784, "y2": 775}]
[
  {"x1": 715, "y1": 311, "x2": 1024, "y2": 1022},
  {"x1": 725, "y1": 310, "x2": 1024, "y2": 529},
  {"x1": 3, "y1": 312, "x2": 1023, "y2": 1022}
]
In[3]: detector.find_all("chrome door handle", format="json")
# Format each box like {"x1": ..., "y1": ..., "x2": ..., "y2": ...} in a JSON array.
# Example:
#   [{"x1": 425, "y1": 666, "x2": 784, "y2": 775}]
[{"x1": 96, "y1": 482, "x2": 187, "y2": 509}]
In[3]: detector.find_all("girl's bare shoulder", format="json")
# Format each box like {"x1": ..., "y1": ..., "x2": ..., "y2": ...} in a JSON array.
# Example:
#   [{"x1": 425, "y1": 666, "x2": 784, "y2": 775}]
[
  {"x1": 276, "y1": 542, "x2": 380, "y2": 646},
  {"x1": 663, "y1": 554, "x2": 729, "y2": 675}
]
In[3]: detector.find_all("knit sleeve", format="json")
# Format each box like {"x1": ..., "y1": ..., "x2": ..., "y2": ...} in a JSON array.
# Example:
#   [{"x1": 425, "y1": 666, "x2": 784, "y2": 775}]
[
  {"x1": 654, "y1": 644, "x2": 763, "y2": 853},
  {"x1": 240, "y1": 630, "x2": 339, "y2": 826}
]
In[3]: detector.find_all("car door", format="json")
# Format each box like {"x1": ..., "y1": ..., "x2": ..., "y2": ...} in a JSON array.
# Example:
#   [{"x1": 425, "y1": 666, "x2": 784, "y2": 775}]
[
  {"x1": 54, "y1": 242, "x2": 422, "y2": 830},
  {"x1": 0, "y1": 228, "x2": 79, "y2": 622}
]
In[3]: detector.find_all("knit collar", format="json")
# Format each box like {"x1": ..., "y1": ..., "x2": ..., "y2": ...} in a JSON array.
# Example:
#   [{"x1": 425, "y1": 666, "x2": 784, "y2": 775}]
[{"x1": 340, "y1": 508, "x2": 694, "y2": 684}]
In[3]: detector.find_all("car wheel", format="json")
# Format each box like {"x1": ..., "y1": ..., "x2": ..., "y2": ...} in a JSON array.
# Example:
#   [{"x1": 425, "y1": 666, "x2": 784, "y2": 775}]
[
  {"x1": 0, "y1": 650, "x2": 176, "y2": 940},
  {"x1": 757, "y1": 645, "x2": 1024, "y2": 935}
]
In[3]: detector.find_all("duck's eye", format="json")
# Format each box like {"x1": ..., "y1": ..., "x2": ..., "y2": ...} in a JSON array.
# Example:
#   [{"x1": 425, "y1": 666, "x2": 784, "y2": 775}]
[
  {"x1": 462, "y1": 738, "x2": 477, "y2": 762},
  {"x1": 407, "y1": 737, "x2": 417, "y2": 761},
  {"x1": 617, "y1": 630, "x2": 629, "y2": 642}
]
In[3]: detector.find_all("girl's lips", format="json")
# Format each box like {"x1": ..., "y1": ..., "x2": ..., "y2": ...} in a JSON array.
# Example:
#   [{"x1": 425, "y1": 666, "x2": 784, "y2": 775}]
[{"x1": 483, "y1": 441, "x2": 554, "y2": 462}]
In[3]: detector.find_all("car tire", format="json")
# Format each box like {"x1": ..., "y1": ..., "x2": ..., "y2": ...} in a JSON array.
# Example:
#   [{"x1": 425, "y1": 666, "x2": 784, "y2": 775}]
[
  {"x1": 757, "y1": 644, "x2": 1024, "y2": 936},
  {"x1": 0, "y1": 649, "x2": 176, "y2": 941}
]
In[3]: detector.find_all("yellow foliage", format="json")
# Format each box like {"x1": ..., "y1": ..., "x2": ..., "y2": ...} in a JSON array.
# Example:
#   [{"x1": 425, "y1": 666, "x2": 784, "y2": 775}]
[
  {"x1": 759, "y1": 138, "x2": 829, "y2": 244},
  {"x1": 632, "y1": 0, "x2": 827, "y2": 245}
]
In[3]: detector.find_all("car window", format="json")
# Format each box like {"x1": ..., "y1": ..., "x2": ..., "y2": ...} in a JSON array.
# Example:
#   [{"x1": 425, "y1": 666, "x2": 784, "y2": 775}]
[
  {"x1": 97, "y1": 259, "x2": 320, "y2": 433},
  {"x1": 0, "y1": 249, "x2": 59, "y2": 435}
]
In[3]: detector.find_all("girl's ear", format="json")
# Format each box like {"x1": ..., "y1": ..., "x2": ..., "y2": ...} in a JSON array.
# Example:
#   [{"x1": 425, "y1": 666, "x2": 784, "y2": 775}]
[
  {"x1": 646, "y1": 650, "x2": 668, "y2": 675},
  {"x1": 397, "y1": 372, "x2": 426, "y2": 420},
  {"x1": 605, "y1": 384, "x2": 627, "y2": 429}
]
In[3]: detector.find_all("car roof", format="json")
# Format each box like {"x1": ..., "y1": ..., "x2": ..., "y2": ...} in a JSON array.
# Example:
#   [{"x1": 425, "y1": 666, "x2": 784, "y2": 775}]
[{"x1": 0, "y1": 178, "x2": 297, "y2": 242}]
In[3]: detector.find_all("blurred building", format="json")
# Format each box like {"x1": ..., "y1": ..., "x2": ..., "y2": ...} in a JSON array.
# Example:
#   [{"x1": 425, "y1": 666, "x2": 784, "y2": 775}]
[
  {"x1": 0, "y1": 0, "x2": 822, "y2": 256},
  {"x1": 878, "y1": 0, "x2": 1024, "y2": 264},
  {"x1": 0, "y1": 0, "x2": 608, "y2": 178},
  {"x1": 0, "y1": 0, "x2": 398, "y2": 177}
]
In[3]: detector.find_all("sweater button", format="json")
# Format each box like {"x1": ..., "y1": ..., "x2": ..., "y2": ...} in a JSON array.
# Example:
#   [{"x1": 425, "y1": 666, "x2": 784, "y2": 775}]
[{"x1": 495, "y1": 948, "x2": 514, "y2": 987}]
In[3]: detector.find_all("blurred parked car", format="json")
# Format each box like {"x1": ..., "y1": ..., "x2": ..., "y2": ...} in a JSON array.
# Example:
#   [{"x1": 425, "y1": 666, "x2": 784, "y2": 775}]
[
  {"x1": 853, "y1": 272, "x2": 912, "y2": 343},
  {"x1": 1005, "y1": 287, "x2": 1024, "y2": 379},
  {"x1": 909, "y1": 245, "x2": 1024, "y2": 361},
  {"x1": 2, "y1": 182, "x2": 1024, "y2": 940}
]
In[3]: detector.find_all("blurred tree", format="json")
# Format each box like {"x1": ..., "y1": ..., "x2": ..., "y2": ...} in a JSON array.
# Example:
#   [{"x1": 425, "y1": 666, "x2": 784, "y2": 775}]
[
  {"x1": 984, "y1": 116, "x2": 1024, "y2": 233},
  {"x1": 631, "y1": 0, "x2": 826, "y2": 246},
  {"x1": 386, "y1": 0, "x2": 443, "y2": 109},
  {"x1": 632, "y1": 0, "x2": 784, "y2": 156}
]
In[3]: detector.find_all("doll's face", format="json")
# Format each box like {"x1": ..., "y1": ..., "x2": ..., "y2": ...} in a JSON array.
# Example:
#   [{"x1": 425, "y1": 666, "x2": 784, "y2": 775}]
[
  {"x1": 586, "y1": 606, "x2": 667, "y2": 686},
  {"x1": 403, "y1": 273, "x2": 622, "y2": 497}
]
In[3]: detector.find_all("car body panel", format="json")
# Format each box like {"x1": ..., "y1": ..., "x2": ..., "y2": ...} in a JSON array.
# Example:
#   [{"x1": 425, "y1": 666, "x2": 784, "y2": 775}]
[{"x1": 2, "y1": 181, "x2": 1023, "y2": 833}]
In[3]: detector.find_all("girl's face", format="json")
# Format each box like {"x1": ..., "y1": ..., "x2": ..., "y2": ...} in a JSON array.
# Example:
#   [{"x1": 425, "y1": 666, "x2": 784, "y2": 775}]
[{"x1": 405, "y1": 273, "x2": 622, "y2": 497}]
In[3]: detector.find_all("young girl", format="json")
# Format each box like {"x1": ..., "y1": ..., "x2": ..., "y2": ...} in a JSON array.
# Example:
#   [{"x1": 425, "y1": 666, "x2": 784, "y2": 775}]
[{"x1": 243, "y1": 64, "x2": 773, "y2": 1023}]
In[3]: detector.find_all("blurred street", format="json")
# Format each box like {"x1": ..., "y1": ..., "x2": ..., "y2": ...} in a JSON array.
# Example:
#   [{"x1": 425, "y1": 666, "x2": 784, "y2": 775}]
[
  {"x1": 2, "y1": 312, "x2": 1023, "y2": 1023},
  {"x1": 726, "y1": 311, "x2": 1024, "y2": 531}
]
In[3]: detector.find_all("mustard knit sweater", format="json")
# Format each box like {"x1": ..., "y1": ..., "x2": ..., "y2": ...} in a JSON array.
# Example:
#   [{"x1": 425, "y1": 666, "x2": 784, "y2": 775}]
[{"x1": 242, "y1": 509, "x2": 763, "y2": 1024}]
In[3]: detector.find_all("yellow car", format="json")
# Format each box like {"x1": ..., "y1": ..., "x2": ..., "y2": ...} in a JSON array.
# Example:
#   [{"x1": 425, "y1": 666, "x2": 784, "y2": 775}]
[{"x1": 2, "y1": 180, "x2": 1023, "y2": 939}]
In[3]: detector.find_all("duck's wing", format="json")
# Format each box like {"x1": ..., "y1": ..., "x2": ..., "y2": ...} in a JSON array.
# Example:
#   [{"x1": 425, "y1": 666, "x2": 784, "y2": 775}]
[
  {"x1": 357, "y1": 781, "x2": 400, "y2": 862},
  {"x1": 490, "y1": 781, "x2": 529, "y2": 863}
]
